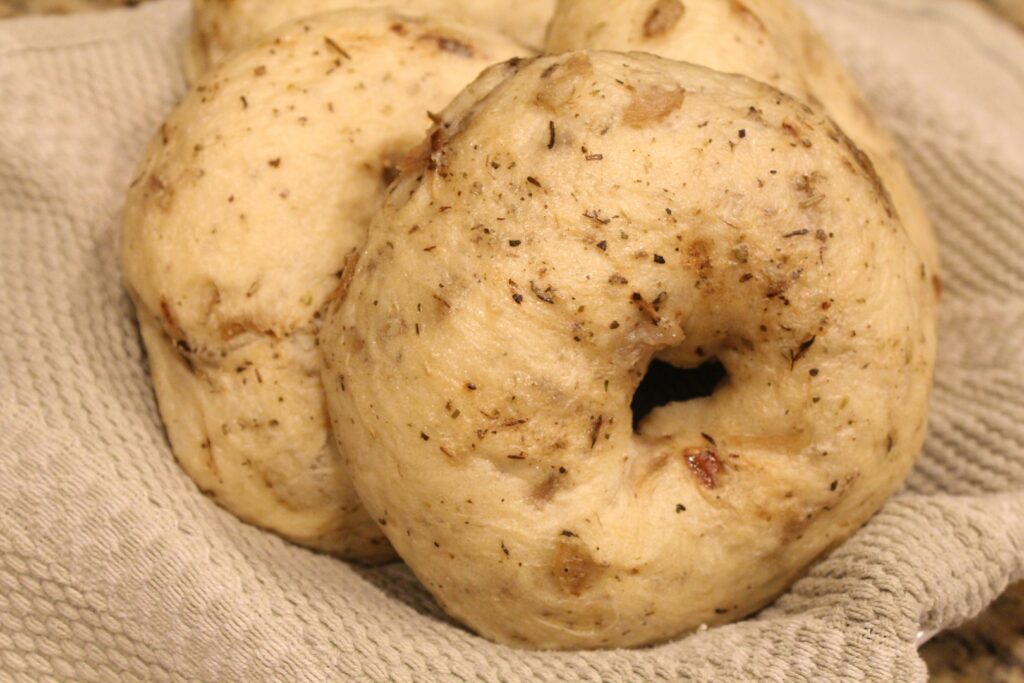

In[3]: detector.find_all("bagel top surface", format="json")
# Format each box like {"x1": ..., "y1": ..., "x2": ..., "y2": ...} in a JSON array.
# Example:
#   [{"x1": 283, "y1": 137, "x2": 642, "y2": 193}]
[
  {"x1": 121, "y1": 8, "x2": 523, "y2": 556},
  {"x1": 319, "y1": 51, "x2": 936, "y2": 648},
  {"x1": 546, "y1": 0, "x2": 940, "y2": 285},
  {"x1": 187, "y1": 0, "x2": 557, "y2": 78},
  {"x1": 126, "y1": 7, "x2": 523, "y2": 364}
]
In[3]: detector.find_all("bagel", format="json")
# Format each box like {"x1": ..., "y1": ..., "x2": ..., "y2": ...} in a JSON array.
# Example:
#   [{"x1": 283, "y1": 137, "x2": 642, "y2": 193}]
[
  {"x1": 121, "y1": 9, "x2": 523, "y2": 557},
  {"x1": 546, "y1": 0, "x2": 941, "y2": 284},
  {"x1": 319, "y1": 52, "x2": 937, "y2": 648},
  {"x1": 186, "y1": 0, "x2": 557, "y2": 79}
]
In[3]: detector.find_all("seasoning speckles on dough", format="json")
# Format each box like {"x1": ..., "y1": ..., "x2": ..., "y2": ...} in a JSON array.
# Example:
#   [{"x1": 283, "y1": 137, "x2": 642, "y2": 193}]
[
  {"x1": 319, "y1": 51, "x2": 935, "y2": 650},
  {"x1": 121, "y1": 8, "x2": 524, "y2": 559}
]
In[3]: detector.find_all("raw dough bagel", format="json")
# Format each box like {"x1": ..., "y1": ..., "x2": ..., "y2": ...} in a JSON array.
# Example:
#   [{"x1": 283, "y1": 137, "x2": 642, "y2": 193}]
[
  {"x1": 186, "y1": 0, "x2": 557, "y2": 79},
  {"x1": 546, "y1": 0, "x2": 941, "y2": 285},
  {"x1": 122, "y1": 9, "x2": 523, "y2": 557},
  {"x1": 320, "y1": 52, "x2": 936, "y2": 648}
]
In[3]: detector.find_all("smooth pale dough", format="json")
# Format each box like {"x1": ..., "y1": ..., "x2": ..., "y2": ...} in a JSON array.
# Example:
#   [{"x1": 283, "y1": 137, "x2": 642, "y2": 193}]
[
  {"x1": 186, "y1": 0, "x2": 557, "y2": 78},
  {"x1": 320, "y1": 52, "x2": 936, "y2": 648},
  {"x1": 546, "y1": 0, "x2": 941, "y2": 287},
  {"x1": 122, "y1": 9, "x2": 523, "y2": 558}
]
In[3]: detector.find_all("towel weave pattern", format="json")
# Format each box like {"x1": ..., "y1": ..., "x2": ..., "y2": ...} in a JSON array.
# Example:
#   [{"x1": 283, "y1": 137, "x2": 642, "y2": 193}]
[{"x1": 1, "y1": 0, "x2": 1022, "y2": 680}]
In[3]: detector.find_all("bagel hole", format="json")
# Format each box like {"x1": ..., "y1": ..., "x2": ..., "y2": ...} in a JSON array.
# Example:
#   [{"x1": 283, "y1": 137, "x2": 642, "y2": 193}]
[{"x1": 631, "y1": 359, "x2": 727, "y2": 431}]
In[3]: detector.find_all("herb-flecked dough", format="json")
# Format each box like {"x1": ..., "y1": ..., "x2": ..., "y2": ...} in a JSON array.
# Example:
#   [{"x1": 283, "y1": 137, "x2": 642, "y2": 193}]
[
  {"x1": 547, "y1": 0, "x2": 941, "y2": 286},
  {"x1": 319, "y1": 51, "x2": 937, "y2": 649},
  {"x1": 185, "y1": 0, "x2": 556, "y2": 79},
  {"x1": 121, "y1": 9, "x2": 524, "y2": 558}
]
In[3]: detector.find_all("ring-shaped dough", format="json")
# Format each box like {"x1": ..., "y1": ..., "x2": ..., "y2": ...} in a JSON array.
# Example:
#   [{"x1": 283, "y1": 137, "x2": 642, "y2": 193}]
[{"x1": 320, "y1": 52, "x2": 936, "y2": 647}]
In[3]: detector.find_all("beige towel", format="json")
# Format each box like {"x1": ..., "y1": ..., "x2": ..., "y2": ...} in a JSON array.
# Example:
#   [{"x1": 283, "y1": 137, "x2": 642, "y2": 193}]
[{"x1": 0, "y1": 0, "x2": 1022, "y2": 680}]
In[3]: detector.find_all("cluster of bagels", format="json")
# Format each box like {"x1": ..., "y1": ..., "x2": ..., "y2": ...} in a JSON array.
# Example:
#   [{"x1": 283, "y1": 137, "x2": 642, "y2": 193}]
[{"x1": 122, "y1": 0, "x2": 938, "y2": 650}]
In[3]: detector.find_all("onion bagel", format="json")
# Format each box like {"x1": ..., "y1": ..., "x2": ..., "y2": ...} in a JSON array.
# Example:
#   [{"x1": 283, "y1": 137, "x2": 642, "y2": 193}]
[
  {"x1": 319, "y1": 52, "x2": 937, "y2": 647},
  {"x1": 121, "y1": 9, "x2": 522, "y2": 558},
  {"x1": 186, "y1": 0, "x2": 557, "y2": 79},
  {"x1": 546, "y1": 0, "x2": 940, "y2": 284}
]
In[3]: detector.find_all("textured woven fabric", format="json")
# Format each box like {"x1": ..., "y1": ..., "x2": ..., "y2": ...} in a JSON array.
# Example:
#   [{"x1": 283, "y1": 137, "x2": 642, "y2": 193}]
[{"x1": 0, "y1": 0, "x2": 1022, "y2": 680}]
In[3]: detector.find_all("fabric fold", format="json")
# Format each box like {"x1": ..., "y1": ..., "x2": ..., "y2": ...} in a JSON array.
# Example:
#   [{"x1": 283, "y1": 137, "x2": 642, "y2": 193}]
[{"x1": 1, "y1": 0, "x2": 1021, "y2": 679}]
